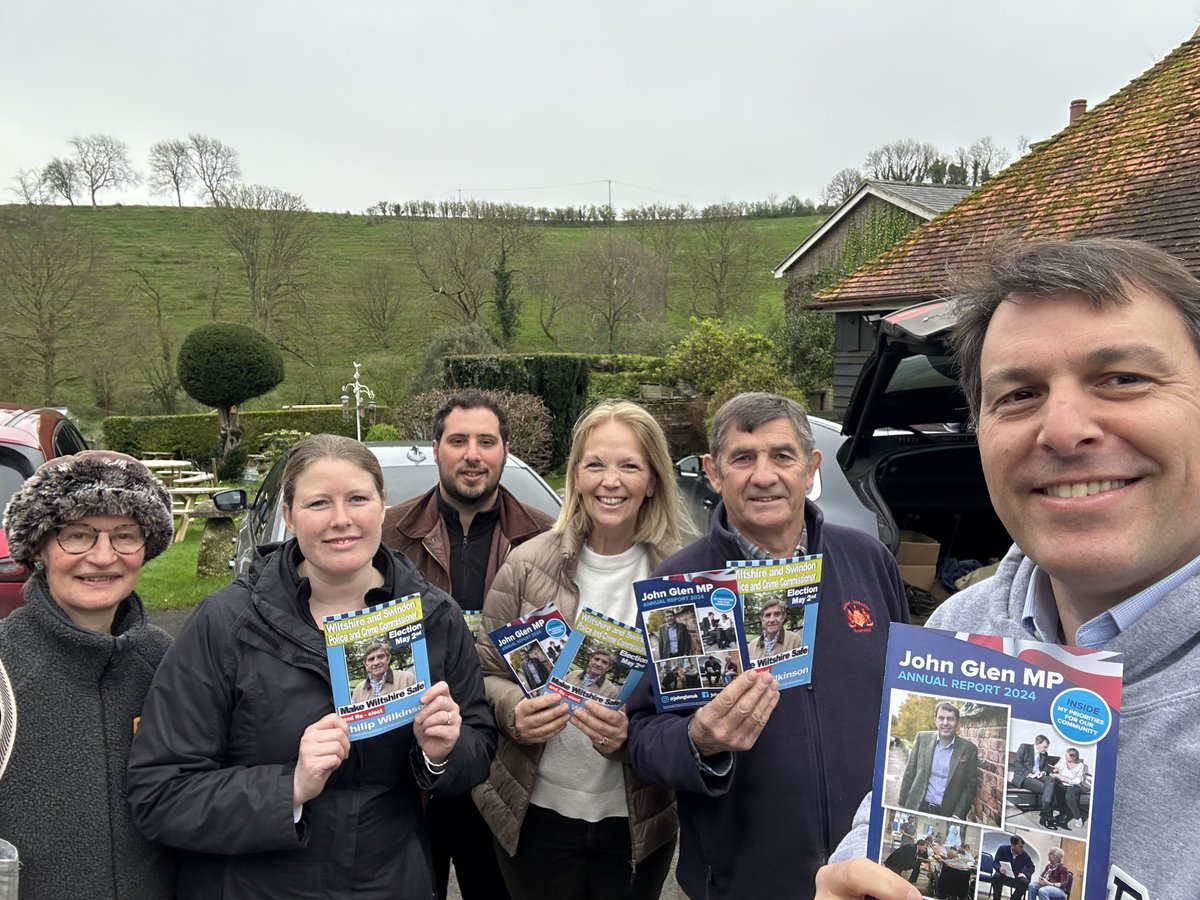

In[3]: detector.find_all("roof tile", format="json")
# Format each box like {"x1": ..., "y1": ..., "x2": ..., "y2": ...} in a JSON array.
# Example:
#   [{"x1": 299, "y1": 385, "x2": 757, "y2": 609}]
[{"x1": 818, "y1": 34, "x2": 1200, "y2": 307}]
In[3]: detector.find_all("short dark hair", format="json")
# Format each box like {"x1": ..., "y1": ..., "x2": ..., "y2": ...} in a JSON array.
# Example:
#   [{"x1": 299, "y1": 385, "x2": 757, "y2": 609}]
[
  {"x1": 1034, "y1": 734, "x2": 1050, "y2": 746},
  {"x1": 950, "y1": 236, "x2": 1200, "y2": 423},
  {"x1": 1010, "y1": 836, "x2": 1024, "y2": 847},
  {"x1": 934, "y1": 701, "x2": 961, "y2": 722},
  {"x1": 432, "y1": 391, "x2": 509, "y2": 444}
]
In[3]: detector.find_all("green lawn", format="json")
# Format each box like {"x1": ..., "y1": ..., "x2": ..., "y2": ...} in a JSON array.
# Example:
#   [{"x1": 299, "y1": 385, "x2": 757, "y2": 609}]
[
  {"x1": 2, "y1": 204, "x2": 823, "y2": 430},
  {"x1": 138, "y1": 522, "x2": 231, "y2": 610}
]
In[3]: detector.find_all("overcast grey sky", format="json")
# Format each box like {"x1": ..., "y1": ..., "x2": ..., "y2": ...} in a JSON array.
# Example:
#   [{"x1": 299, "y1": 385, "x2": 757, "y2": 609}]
[{"x1": 3, "y1": 1, "x2": 1198, "y2": 213}]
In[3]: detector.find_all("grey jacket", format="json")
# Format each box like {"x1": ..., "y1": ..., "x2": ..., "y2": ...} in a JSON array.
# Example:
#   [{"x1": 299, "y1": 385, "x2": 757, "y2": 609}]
[
  {"x1": 473, "y1": 529, "x2": 679, "y2": 862},
  {"x1": 833, "y1": 545, "x2": 1200, "y2": 900},
  {"x1": 0, "y1": 578, "x2": 174, "y2": 900}
]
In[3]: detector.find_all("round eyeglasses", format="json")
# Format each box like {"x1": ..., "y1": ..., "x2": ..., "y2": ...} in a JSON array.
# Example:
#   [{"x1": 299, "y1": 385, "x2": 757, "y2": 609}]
[{"x1": 55, "y1": 524, "x2": 147, "y2": 555}]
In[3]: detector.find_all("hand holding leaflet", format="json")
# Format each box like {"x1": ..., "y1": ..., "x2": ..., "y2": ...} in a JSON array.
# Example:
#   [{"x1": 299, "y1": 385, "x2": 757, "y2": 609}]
[
  {"x1": 687, "y1": 668, "x2": 780, "y2": 756},
  {"x1": 813, "y1": 858, "x2": 920, "y2": 900},
  {"x1": 571, "y1": 701, "x2": 629, "y2": 755},
  {"x1": 413, "y1": 681, "x2": 461, "y2": 765},
  {"x1": 293, "y1": 713, "x2": 351, "y2": 805},
  {"x1": 512, "y1": 691, "x2": 570, "y2": 745}
]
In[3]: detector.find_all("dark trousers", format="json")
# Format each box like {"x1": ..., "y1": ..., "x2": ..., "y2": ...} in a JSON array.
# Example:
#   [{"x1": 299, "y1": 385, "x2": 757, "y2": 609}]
[
  {"x1": 494, "y1": 803, "x2": 675, "y2": 900},
  {"x1": 1055, "y1": 783, "x2": 1086, "y2": 820},
  {"x1": 992, "y1": 872, "x2": 1029, "y2": 900},
  {"x1": 427, "y1": 792, "x2": 510, "y2": 900},
  {"x1": 1018, "y1": 775, "x2": 1056, "y2": 805}
]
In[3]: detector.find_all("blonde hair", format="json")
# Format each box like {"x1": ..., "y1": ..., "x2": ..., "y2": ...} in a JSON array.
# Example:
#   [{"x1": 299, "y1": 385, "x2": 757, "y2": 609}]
[{"x1": 555, "y1": 400, "x2": 683, "y2": 549}]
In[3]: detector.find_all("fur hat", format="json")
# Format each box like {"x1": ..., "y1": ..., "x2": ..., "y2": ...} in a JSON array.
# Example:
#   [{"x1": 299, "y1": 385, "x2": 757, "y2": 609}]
[{"x1": 2, "y1": 451, "x2": 174, "y2": 568}]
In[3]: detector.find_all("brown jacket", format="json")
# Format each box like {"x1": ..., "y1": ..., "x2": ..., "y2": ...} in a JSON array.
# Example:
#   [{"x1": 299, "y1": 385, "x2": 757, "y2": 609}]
[
  {"x1": 382, "y1": 485, "x2": 555, "y2": 601},
  {"x1": 474, "y1": 529, "x2": 679, "y2": 862}
]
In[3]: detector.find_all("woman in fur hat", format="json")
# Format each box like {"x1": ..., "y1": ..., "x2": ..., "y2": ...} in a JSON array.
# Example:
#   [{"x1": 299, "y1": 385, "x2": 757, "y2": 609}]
[{"x1": 0, "y1": 451, "x2": 177, "y2": 899}]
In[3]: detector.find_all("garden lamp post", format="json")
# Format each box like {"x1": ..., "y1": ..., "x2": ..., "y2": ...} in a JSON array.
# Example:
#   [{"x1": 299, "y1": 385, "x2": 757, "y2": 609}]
[{"x1": 340, "y1": 362, "x2": 377, "y2": 443}]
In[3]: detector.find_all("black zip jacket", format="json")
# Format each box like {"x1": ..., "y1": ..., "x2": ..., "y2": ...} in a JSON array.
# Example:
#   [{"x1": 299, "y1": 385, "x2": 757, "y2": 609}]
[{"x1": 127, "y1": 541, "x2": 496, "y2": 899}]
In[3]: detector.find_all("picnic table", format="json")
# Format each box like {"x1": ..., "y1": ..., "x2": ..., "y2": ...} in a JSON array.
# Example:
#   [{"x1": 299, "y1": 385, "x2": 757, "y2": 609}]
[
  {"x1": 140, "y1": 459, "x2": 212, "y2": 488},
  {"x1": 169, "y1": 486, "x2": 221, "y2": 542}
]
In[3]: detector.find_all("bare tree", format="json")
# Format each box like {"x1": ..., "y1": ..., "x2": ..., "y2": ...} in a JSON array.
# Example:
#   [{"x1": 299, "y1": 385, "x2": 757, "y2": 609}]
[
  {"x1": 403, "y1": 213, "x2": 491, "y2": 324},
  {"x1": 41, "y1": 157, "x2": 80, "y2": 206},
  {"x1": 402, "y1": 200, "x2": 538, "y2": 336},
  {"x1": 346, "y1": 259, "x2": 405, "y2": 349},
  {"x1": 188, "y1": 134, "x2": 241, "y2": 205},
  {"x1": 821, "y1": 167, "x2": 864, "y2": 206},
  {"x1": 87, "y1": 303, "x2": 141, "y2": 412},
  {"x1": 683, "y1": 203, "x2": 764, "y2": 320},
  {"x1": 9, "y1": 169, "x2": 50, "y2": 205},
  {"x1": 525, "y1": 263, "x2": 569, "y2": 350},
  {"x1": 574, "y1": 235, "x2": 663, "y2": 352},
  {"x1": 627, "y1": 202, "x2": 693, "y2": 316},
  {"x1": 0, "y1": 208, "x2": 100, "y2": 403},
  {"x1": 68, "y1": 134, "x2": 139, "y2": 206},
  {"x1": 219, "y1": 183, "x2": 323, "y2": 335},
  {"x1": 274, "y1": 291, "x2": 334, "y2": 402},
  {"x1": 127, "y1": 267, "x2": 181, "y2": 412},
  {"x1": 147, "y1": 139, "x2": 195, "y2": 207},
  {"x1": 863, "y1": 139, "x2": 941, "y2": 183},
  {"x1": 966, "y1": 136, "x2": 1011, "y2": 184}
]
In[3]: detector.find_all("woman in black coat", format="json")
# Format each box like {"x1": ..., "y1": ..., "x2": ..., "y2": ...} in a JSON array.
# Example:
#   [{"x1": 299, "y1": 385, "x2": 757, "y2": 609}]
[{"x1": 128, "y1": 435, "x2": 496, "y2": 899}]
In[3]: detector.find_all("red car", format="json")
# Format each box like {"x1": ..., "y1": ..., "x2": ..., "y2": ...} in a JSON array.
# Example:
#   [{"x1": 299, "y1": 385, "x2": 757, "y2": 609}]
[{"x1": 0, "y1": 405, "x2": 90, "y2": 616}]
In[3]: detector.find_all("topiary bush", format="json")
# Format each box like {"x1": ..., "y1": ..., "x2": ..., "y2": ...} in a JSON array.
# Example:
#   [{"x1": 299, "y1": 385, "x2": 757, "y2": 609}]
[{"x1": 176, "y1": 323, "x2": 285, "y2": 464}]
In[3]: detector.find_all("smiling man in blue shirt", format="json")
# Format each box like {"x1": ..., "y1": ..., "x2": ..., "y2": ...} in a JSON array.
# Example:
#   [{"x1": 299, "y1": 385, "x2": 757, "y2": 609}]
[{"x1": 817, "y1": 237, "x2": 1200, "y2": 900}]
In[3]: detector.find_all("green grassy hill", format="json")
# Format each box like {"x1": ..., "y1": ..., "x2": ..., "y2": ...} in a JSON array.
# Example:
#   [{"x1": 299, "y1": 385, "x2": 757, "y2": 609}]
[{"x1": 0, "y1": 204, "x2": 823, "y2": 432}]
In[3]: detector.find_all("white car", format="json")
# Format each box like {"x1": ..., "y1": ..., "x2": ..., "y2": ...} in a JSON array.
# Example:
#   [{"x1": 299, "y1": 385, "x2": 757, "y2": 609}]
[{"x1": 217, "y1": 441, "x2": 561, "y2": 576}]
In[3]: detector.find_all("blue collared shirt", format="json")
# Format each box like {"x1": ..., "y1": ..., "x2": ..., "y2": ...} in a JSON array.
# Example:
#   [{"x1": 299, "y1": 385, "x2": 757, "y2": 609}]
[
  {"x1": 1021, "y1": 552, "x2": 1200, "y2": 648},
  {"x1": 925, "y1": 737, "x2": 958, "y2": 805}
]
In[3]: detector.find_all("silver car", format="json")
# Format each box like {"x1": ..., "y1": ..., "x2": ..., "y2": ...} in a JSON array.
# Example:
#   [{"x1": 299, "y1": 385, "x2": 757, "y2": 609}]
[{"x1": 218, "y1": 442, "x2": 562, "y2": 576}]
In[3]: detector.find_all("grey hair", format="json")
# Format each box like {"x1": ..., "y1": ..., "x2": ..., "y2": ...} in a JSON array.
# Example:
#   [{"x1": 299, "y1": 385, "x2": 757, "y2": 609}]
[
  {"x1": 709, "y1": 392, "x2": 814, "y2": 463},
  {"x1": 950, "y1": 236, "x2": 1200, "y2": 423}
]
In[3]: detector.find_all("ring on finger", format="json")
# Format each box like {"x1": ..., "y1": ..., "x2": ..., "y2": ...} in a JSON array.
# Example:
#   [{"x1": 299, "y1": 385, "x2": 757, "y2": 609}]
[
  {"x1": 445, "y1": 710, "x2": 453, "y2": 726},
  {"x1": 598, "y1": 735, "x2": 610, "y2": 747}
]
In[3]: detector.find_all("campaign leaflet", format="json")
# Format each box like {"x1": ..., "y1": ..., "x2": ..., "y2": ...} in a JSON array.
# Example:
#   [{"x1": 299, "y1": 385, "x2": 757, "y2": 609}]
[
  {"x1": 486, "y1": 602, "x2": 571, "y2": 698},
  {"x1": 867, "y1": 623, "x2": 1123, "y2": 900},
  {"x1": 546, "y1": 607, "x2": 647, "y2": 709},
  {"x1": 634, "y1": 555, "x2": 825, "y2": 712},
  {"x1": 727, "y1": 556, "x2": 822, "y2": 690},
  {"x1": 461, "y1": 610, "x2": 483, "y2": 639},
  {"x1": 635, "y1": 567, "x2": 748, "y2": 712},
  {"x1": 322, "y1": 593, "x2": 431, "y2": 742}
]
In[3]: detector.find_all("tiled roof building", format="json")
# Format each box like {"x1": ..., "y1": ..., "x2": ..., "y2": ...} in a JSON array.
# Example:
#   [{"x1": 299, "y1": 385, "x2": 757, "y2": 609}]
[{"x1": 817, "y1": 29, "x2": 1200, "y2": 312}]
